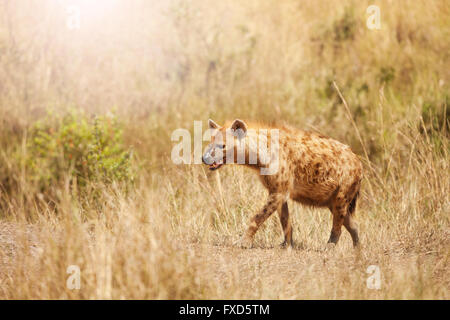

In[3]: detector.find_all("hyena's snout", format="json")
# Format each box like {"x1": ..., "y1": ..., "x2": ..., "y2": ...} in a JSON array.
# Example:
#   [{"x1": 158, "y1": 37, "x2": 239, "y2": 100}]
[
  {"x1": 202, "y1": 145, "x2": 224, "y2": 171},
  {"x1": 202, "y1": 153, "x2": 213, "y2": 165}
]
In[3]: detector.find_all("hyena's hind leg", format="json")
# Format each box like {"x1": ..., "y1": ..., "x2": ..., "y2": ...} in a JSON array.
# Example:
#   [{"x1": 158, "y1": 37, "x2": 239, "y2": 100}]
[
  {"x1": 343, "y1": 191, "x2": 360, "y2": 247},
  {"x1": 277, "y1": 201, "x2": 293, "y2": 248},
  {"x1": 328, "y1": 189, "x2": 360, "y2": 247},
  {"x1": 327, "y1": 205, "x2": 345, "y2": 246},
  {"x1": 240, "y1": 193, "x2": 284, "y2": 248},
  {"x1": 327, "y1": 190, "x2": 348, "y2": 246}
]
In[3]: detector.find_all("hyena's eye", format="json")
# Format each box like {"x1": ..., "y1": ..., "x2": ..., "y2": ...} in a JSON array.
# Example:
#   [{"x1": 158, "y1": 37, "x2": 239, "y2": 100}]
[{"x1": 215, "y1": 144, "x2": 226, "y2": 149}]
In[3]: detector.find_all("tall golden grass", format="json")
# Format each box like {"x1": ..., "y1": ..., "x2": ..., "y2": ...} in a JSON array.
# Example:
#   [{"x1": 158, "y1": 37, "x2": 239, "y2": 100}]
[{"x1": 0, "y1": 0, "x2": 448, "y2": 299}]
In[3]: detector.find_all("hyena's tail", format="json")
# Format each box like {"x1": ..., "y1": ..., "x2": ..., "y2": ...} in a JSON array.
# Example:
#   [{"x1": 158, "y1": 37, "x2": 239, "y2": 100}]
[{"x1": 348, "y1": 191, "x2": 359, "y2": 216}]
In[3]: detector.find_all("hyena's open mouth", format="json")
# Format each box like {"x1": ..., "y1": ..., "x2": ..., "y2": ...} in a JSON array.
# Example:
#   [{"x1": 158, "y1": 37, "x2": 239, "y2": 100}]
[{"x1": 209, "y1": 162, "x2": 223, "y2": 170}]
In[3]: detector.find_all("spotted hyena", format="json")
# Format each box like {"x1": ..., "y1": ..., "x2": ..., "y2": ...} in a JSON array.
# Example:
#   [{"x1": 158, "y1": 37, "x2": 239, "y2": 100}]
[{"x1": 202, "y1": 119, "x2": 363, "y2": 249}]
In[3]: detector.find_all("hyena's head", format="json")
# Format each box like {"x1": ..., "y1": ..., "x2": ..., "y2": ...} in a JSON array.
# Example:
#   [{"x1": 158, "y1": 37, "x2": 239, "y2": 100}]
[{"x1": 202, "y1": 119, "x2": 249, "y2": 171}]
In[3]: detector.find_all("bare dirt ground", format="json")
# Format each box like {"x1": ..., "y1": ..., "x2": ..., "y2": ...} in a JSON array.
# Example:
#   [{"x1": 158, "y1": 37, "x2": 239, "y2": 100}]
[
  {"x1": 1, "y1": 221, "x2": 448, "y2": 299},
  {"x1": 185, "y1": 244, "x2": 412, "y2": 299}
]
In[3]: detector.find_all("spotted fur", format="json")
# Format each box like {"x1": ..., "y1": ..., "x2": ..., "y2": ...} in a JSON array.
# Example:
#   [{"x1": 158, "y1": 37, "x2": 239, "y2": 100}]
[{"x1": 203, "y1": 119, "x2": 363, "y2": 248}]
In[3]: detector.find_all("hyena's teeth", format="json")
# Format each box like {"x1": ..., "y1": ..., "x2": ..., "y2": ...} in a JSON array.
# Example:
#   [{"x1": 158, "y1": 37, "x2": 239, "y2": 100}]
[{"x1": 209, "y1": 162, "x2": 223, "y2": 170}]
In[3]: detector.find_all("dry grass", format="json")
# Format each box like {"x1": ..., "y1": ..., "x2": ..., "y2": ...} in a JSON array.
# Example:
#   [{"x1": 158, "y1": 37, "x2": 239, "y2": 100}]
[{"x1": 0, "y1": 0, "x2": 449, "y2": 299}]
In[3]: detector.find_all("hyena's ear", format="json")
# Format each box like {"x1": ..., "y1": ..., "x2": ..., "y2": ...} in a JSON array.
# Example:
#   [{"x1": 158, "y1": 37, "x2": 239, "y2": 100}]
[
  {"x1": 231, "y1": 119, "x2": 247, "y2": 139},
  {"x1": 208, "y1": 119, "x2": 221, "y2": 130}
]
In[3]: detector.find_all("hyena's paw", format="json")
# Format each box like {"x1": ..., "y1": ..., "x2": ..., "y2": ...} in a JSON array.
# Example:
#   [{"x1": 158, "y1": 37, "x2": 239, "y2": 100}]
[
  {"x1": 237, "y1": 236, "x2": 253, "y2": 249},
  {"x1": 325, "y1": 242, "x2": 336, "y2": 251},
  {"x1": 279, "y1": 240, "x2": 294, "y2": 249}
]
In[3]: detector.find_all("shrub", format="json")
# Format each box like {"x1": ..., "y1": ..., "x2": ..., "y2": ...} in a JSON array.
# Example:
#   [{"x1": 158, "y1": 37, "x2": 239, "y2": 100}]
[
  {"x1": 420, "y1": 97, "x2": 449, "y2": 136},
  {"x1": 333, "y1": 8, "x2": 357, "y2": 42},
  {"x1": 378, "y1": 66, "x2": 396, "y2": 84},
  {"x1": 25, "y1": 111, "x2": 133, "y2": 194}
]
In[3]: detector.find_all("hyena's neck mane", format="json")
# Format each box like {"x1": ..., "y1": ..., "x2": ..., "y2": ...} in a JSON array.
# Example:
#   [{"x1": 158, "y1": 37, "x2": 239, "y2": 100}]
[
  {"x1": 223, "y1": 120, "x2": 281, "y2": 130},
  {"x1": 235, "y1": 123, "x2": 281, "y2": 170}
]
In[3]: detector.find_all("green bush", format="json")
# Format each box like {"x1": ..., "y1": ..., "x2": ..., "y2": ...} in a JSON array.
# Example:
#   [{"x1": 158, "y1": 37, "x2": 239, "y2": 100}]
[
  {"x1": 333, "y1": 8, "x2": 357, "y2": 42},
  {"x1": 421, "y1": 97, "x2": 449, "y2": 136},
  {"x1": 378, "y1": 66, "x2": 396, "y2": 84},
  {"x1": 26, "y1": 111, "x2": 133, "y2": 193}
]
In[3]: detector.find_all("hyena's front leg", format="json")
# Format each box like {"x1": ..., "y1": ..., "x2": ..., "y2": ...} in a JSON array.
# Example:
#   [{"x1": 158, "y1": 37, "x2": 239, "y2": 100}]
[
  {"x1": 240, "y1": 193, "x2": 284, "y2": 248},
  {"x1": 278, "y1": 201, "x2": 293, "y2": 248}
]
